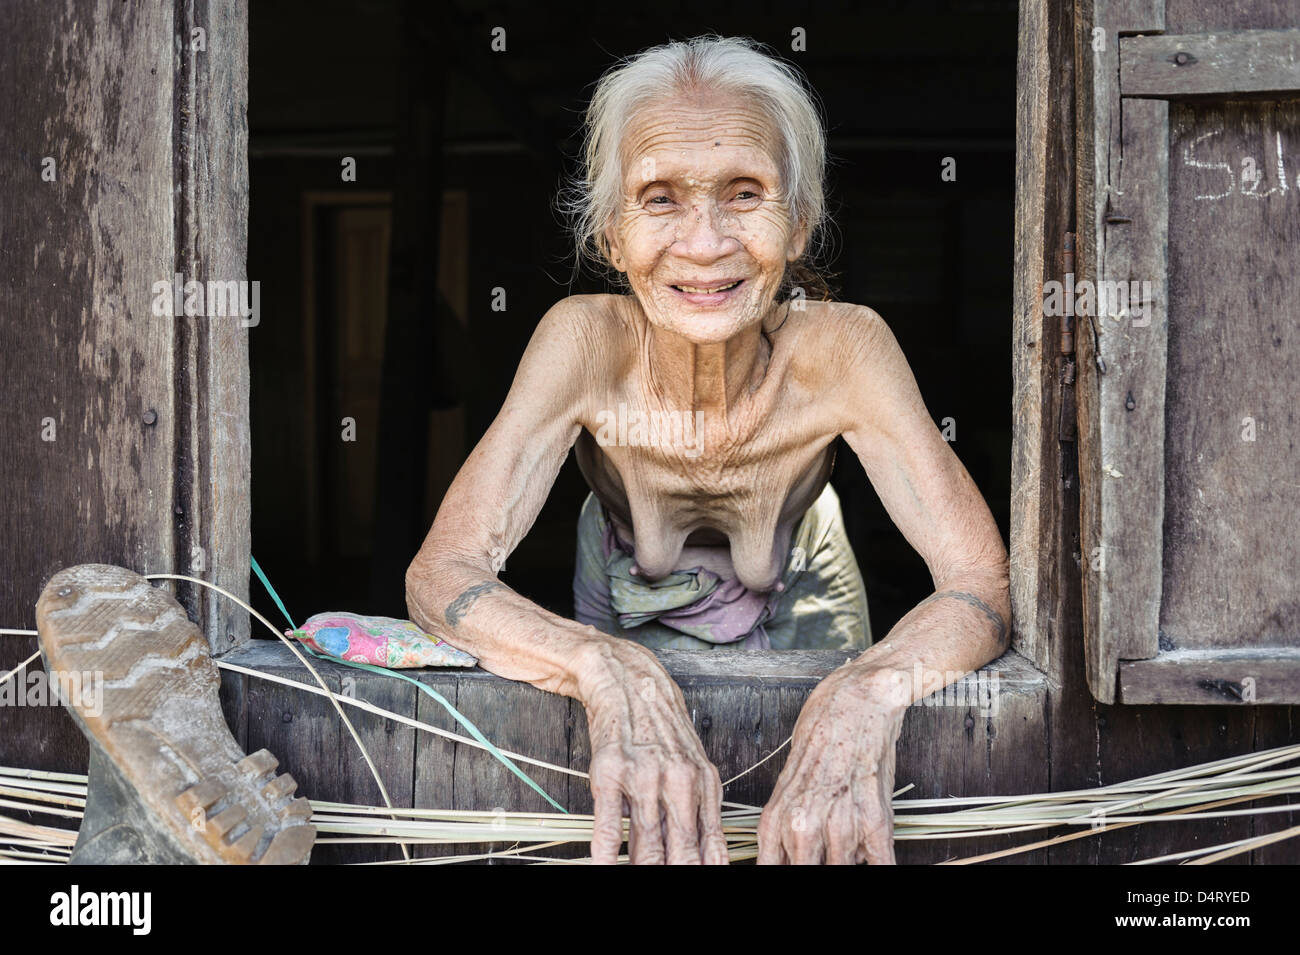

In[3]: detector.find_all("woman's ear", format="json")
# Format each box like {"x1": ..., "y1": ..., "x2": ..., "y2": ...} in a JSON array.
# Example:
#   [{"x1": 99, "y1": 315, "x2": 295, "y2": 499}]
[
  {"x1": 604, "y1": 227, "x2": 627, "y2": 272},
  {"x1": 787, "y1": 219, "x2": 809, "y2": 263}
]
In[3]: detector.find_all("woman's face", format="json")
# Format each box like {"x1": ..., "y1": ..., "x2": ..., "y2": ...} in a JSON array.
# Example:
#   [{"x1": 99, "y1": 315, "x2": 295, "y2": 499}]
[{"x1": 605, "y1": 91, "x2": 807, "y2": 345}]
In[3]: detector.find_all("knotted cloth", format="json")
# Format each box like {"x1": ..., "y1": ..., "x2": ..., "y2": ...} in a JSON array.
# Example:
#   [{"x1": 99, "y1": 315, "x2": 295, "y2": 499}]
[{"x1": 573, "y1": 483, "x2": 872, "y2": 651}]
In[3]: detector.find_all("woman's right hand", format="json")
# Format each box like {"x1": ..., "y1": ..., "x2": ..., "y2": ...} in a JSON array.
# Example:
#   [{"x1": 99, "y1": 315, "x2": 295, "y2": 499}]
[{"x1": 577, "y1": 640, "x2": 730, "y2": 865}]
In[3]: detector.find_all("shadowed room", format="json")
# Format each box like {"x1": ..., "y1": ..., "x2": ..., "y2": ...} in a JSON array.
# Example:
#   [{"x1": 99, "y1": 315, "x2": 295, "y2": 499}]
[{"x1": 245, "y1": 0, "x2": 1017, "y2": 639}]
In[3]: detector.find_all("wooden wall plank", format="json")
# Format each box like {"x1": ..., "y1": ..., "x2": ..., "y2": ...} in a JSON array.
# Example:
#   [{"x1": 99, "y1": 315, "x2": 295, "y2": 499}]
[
  {"x1": 1053, "y1": 0, "x2": 1298, "y2": 868},
  {"x1": 450, "y1": 679, "x2": 573, "y2": 819},
  {"x1": 0, "y1": 1, "x2": 251, "y2": 768},
  {"x1": 0, "y1": 0, "x2": 179, "y2": 771},
  {"x1": 330, "y1": 671, "x2": 417, "y2": 864},
  {"x1": 433, "y1": 673, "x2": 575, "y2": 862},
  {"x1": 1076, "y1": 0, "x2": 1169, "y2": 702},
  {"x1": 566, "y1": 697, "x2": 594, "y2": 816},
  {"x1": 1121, "y1": 649, "x2": 1300, "y2": 704},
  {"x1": 243, "y1": 660, "x2": 344, "y2": 863},
  {"x1": 1010, "y1": 0, "x2": 1055, "y2": 675},
  {"x1": 744, "y1": 685, "x2": 808, "y2": 806},
  {"x1": 683, "y1": 681, "x2": 765, "y2": 809},
  {"x1": 181, "y1": 0, "x2": 252, "y2": 653},
  {"x1": 1161, "y1": 101, "x2": 1300, "y2": 654},
  {"x1": 1122, "y1": 29, "x2": 1300, "y2": 97},
  {"x1": 218, "y1": 665, "x2": 248, "y2": 752},
  {"x1": 1166, "y1": 0, "x2": 1300, "y2": 33},
  {"x1": 1096, "y1": 94, "x2": 1169, "y2": 666},
  {"x1": 410, "y1": 673, "x2": 462, "y2": 859},
  {"x1": 896, "y1": 660, "x2": 1051, "y2": 864},
  {"x1": 1012, "y1": 0, "x2": 1095, "y2": 692}
]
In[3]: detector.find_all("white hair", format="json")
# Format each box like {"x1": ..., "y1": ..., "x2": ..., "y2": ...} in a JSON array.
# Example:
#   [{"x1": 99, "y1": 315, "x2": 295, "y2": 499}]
[{"x1": 562, "y1": 35, "x2": 829, "y2": 283}]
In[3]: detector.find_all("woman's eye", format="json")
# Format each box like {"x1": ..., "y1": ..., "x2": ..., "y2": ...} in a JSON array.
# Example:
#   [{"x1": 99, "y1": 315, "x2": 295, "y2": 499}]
[
  {"x1": 733, "y1": 191, "x2": 759, "y2": 201},
  {"x1": 648, "y1": 195, "x2": 672, "y2": 205}
]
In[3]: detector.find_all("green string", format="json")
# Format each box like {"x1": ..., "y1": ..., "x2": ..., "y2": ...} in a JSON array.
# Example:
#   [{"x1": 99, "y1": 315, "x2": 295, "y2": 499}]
[
  {"x1": 251, "y1": 555, "x2": 299, "y2": 630},
  {"x1": 249, "y1": 555, "x2": 567, "y2": 814}
]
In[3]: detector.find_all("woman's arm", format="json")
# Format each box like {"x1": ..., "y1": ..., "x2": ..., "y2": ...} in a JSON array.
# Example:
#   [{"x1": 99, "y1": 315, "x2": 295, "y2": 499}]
[
  {"x1": 758, "y1": 305, "x2": 1009, "y2": 865},
  {"x1": 836, "y1": 305, "x2": 1010, "y2": 694},
  {"x1": 405, "y1": 296, "x2": 729, "y2": 865},
  {"x1": 405, "y1": 297, "x2": 609, "y2": 697}
]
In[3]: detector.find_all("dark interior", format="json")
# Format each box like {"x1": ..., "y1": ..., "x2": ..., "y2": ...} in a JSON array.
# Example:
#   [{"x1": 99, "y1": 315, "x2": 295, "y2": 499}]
[{"x1": 246, "y1": 0, "x2": 1018, "y2": 640}]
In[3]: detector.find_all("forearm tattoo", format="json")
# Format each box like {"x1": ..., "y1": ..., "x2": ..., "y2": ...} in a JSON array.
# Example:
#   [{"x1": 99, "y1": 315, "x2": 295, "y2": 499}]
[
  {"x1": 444, "y1": 581, "x2": 503, "y2": 628},
  {"x1": 919, "y1": 590, "x2": 1007, "y2": 644}
]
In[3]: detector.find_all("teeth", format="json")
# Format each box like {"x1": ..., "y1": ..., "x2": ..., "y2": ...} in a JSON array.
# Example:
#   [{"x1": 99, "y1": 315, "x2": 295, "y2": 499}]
[{"x1": 676, "y1": 281, "x2": 739, "y2": 294}]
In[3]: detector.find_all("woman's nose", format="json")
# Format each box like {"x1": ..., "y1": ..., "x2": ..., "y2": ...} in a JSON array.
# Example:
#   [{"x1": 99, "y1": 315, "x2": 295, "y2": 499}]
[{"x1": 672, "y1": 204, "x2": 739, "y2": 261}]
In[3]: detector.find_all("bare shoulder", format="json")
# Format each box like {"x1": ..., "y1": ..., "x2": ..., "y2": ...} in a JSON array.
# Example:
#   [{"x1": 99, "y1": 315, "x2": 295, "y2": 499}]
[
  {"x1": 789, "y1": 300, "x2": 907, "y2": 374},
  {"x1": 522, "y1": 294, "x2": 628, "y2": 371},
  {"x1": 532, "y1": 293, "x2": 623, "y2": 344},
  {"x1": 508, "y1": 294, "x2": 626, "y2": 413},
  {"x1": 788, "y1": 301, "x2": 927, "y2": 438}
]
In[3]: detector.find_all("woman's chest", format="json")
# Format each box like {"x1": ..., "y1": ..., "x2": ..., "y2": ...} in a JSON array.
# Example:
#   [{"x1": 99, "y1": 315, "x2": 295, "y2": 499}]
[{"x1": 574, "y1": 426, "x2": 836, "y2": 591}]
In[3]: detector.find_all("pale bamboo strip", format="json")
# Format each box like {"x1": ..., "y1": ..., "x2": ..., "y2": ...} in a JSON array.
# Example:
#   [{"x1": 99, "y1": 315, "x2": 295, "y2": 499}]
[
  {"x1": 895, "y1": 745, "x2": 1300, "y2": 812},
  {"x1": 1185, "y1": 823, "x2": 1300, "y2": 865},
  {"x1": 0, "y1": 650, "x2": 39, "y2": 689},
  {"x1": 1094, "y1": 747, "x2": 1300, "y2": 818},
  {"x1": 0, "y1": 767, "x2": 87, "y2": 784},
  {"x1": 0, "y1": 855, "x2": 63, "y2": 865},
  {"x1": 938, "y1": 790, "x2": 1282, "y2": 864},
  {"x1": 0, "y1": 785, "x2": 85, "y2": 808},
  {"x1": 0, "y1": 816, "x2": 77, "y2": 845},
  {"x1": 722, "y1": 734, "x2": 791, "y2": 785},
  {"x1": 3, "y1": 772, "x2": 1298, "y2": 851},
  {"x1": 897, "y1": 766, "x2": 1300, "y2": 811},
  {"x1": 0, "y1": 777, "x2": 88, "y2": 798},
  {"x1": 1131, "y1": 835, "x2": 1265, "y2": 865},
  {"x1": 355, "y1": 840, "x2": 575, "y2": 864},
  {"x1": 3, "y1": 742, "x2": 1300, "y2": 863},
  {"x1": 0, "y1": 798, "x2": 82, "y2": 819}
]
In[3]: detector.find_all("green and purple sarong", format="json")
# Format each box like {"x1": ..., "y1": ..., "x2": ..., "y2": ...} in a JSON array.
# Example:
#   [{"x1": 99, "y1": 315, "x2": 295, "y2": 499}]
[{"x1": 572, "y1": 484, "x2": 872, "y2": 651}]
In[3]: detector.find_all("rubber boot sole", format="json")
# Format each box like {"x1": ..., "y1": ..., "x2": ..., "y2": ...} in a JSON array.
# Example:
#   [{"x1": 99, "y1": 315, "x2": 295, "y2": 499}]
[{"x1": 35, "y1": 563, "x2": 315, "y2": 865}]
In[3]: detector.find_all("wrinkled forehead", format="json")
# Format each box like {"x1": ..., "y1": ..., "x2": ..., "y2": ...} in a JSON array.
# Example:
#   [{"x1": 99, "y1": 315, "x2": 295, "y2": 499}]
[{"x1": 618, "y1": 91, "x2": 784, "y2": 190}]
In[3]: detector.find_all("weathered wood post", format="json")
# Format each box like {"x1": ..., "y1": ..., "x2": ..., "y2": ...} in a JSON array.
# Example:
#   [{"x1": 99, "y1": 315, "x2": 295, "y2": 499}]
[{"x1": 0, "y1": 0, "x2": 251, "y2": 771}]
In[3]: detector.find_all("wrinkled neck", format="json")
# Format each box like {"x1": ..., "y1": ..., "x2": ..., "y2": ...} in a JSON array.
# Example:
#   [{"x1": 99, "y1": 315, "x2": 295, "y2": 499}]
[{"x1": 641, "y1": 312, "x2": 777, "y2": 421}]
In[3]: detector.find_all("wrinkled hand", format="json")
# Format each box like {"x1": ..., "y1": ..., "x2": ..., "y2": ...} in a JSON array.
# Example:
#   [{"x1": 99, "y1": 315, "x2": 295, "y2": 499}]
[
  {"x1": 758, "y1": 668, "x2": 905, "y2": 864},
  {"x1": 580, "y1": 641, "x2": 729, "y2": 865}
]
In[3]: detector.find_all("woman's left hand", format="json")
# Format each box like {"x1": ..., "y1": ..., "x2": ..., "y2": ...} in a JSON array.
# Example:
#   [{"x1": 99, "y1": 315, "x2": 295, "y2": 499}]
[{"x1": 757, "y1": 667, "x2": 906, "y2": 864}]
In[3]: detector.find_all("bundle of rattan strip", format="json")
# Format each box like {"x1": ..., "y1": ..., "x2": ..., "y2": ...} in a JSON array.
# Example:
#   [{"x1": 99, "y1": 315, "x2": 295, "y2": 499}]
[{"x1": 3, "y1": 742, "x2": 1298, "y2": 864}]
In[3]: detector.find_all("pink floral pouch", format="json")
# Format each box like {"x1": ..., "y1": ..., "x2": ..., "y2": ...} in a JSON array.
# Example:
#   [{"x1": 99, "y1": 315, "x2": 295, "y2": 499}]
[{"x1": 288, "y1": 612, "x2": 477, "y2": 668}]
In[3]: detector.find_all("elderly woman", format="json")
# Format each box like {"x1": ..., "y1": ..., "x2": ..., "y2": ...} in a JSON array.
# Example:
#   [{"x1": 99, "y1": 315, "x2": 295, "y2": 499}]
[{"x1": 405, "y1": 35, "x2": 1009, "y2": 865}]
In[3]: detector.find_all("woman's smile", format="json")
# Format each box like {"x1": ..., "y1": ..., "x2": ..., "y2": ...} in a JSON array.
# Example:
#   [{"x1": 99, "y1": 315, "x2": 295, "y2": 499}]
[{"x1": 669, "y1": 277, "x2": 746, "y2": 305}]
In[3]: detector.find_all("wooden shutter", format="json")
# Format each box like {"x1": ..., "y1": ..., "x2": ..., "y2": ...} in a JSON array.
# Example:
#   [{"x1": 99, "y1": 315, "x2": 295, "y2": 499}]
[{"x1": 1077, "y1": 0, "x2": 1300, "y2": 703}]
